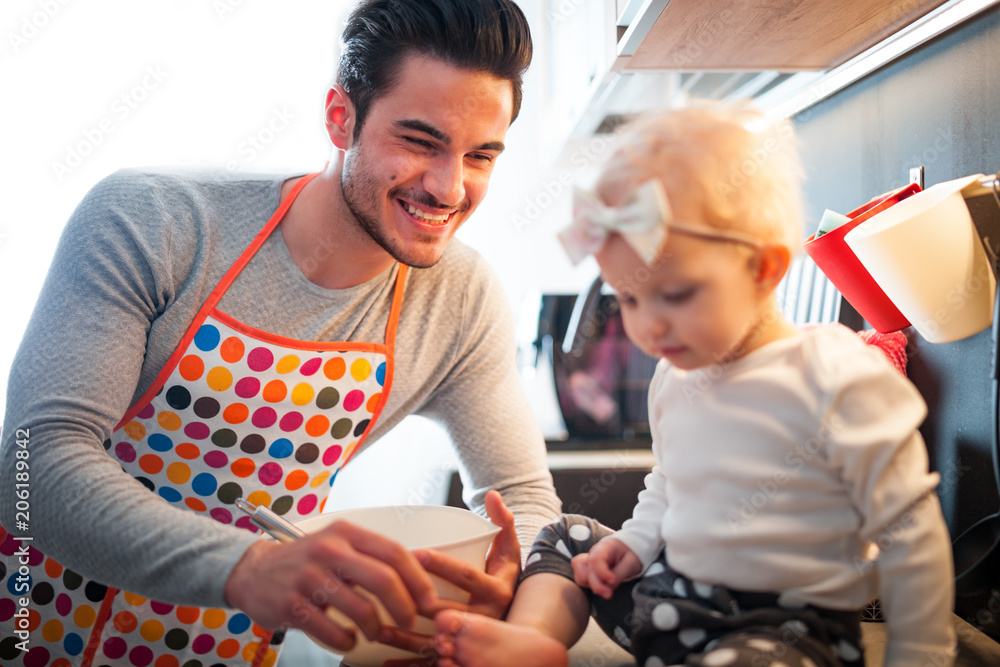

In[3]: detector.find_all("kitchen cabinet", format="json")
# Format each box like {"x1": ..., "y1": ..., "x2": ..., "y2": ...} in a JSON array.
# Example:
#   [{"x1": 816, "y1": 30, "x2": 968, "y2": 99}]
[
  {"x1": 552, "y1": 0, "x2": 999, "y2": 142},
  {"x1": 618, "y1": 0, "x2": 949, "y2": 71}
]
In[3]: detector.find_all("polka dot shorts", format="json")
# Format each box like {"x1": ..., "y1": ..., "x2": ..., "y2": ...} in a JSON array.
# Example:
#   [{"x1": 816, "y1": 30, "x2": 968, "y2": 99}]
[{"x1": 523, "y1": 515, "x2": 865, "y2": 667}]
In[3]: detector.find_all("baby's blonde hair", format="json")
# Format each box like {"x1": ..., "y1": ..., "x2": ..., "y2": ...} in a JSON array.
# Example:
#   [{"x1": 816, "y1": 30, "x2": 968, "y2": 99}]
[{"x1": 598, "y1": 102, "x2": 804, "y2": 254}]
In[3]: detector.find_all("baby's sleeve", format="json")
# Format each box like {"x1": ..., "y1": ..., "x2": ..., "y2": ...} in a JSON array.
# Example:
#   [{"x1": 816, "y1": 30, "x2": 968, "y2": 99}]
[
  {"x1": 614, "y1": 465, "x2": 669, "y2": 569},
  {"x1": 819, "y1": 339, "x2": 955, "y2": 666},
  {"x1": 875, "y1": 491, "x2": 956, "y2": 666},
  {"x1": 614, "y1": 360, "x2": 671, "y2": 569}
]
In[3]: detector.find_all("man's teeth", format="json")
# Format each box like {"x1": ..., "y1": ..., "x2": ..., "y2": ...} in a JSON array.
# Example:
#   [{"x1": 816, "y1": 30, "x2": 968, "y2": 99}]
[{"x1": 406, "y1": 203, "x2": 449, "y2": 223}]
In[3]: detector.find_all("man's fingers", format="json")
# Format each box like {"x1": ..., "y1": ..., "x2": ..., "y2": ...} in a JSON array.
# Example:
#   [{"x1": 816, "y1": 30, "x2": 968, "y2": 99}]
[
  {"x1": 290, "y1": 595, "x2": 358, "y2": 653},
  {"x1": 416, "y1": 549, "x2": 496, "y2": 599},
  {"x1": 484, "y1": 489, "x2": 514, "y2": 528},
  {"x1": 225, "y1": 524, "x2": 444, "y2": 650},
  {"x1": 324, "y1": 552, "x2": 417, "y2": 630},
  {"x1": 408, "y1": 492, "x2": 521, "y2": 620},
  {"x1": 302, "y1": 570, "x2": 382, "y2": 641},
  {"x1": 415, "y1": 548, "x2": 515, "y2": 619},
  {"x1": 316, "y1": 520, "x2": 437, "y2": 627},
  {"x1": 420, "y1": 595, "x2": 467, "y2": 616},
  {"x1": 335, "y1": 520, "x2": 440, "y2": 607},
  {"x1": 378, "y1": 625, "x2": 436, "y2": 655},
  {"x1": 379, "y1": 626, "x2": 438, "y2": 666},
  {"x1": 383, "y1": 658, "x2": 436, "y2": 667},
  {"x1": 483, "y1": 490, "x2": 521, "y2": 574}
]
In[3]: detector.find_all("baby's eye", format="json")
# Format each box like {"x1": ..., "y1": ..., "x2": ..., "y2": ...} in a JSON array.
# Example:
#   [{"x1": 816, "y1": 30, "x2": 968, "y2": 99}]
[
  {"x1": 614, "y1": 294, "x2": 637, "y2": 307},
  {"x1": 661, "y1": 287, "x2": 696, "y2": 303}
]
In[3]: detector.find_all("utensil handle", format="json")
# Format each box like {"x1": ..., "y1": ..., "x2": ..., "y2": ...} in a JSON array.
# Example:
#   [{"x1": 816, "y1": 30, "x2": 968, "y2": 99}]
[{"x1": 235, "y1": 498, "x2": 307, "y2": 542}]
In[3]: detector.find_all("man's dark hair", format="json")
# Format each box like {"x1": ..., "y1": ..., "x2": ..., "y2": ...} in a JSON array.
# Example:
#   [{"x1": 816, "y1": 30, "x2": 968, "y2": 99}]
[{"x1": 337, "y1": 0, "x2": 532, "y2": 140}]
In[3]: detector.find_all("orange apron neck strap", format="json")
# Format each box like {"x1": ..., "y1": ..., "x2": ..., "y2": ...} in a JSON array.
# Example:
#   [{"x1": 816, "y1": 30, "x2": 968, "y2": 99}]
[
  {"x1": 81, "y1": 587, "x2": 120, "y2": 667},
  {"x1": 201, "y1": 171, "x2": 319, "y2": 314},
  {"x1": 385, "y1": 263, "x2": 408, "y2": 353},
  {"x1": 332, "y1": 263, "x2": 408, "y2": 478}
]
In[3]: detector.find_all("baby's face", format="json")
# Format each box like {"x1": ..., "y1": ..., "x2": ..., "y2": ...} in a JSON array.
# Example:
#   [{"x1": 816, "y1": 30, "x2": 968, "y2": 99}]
[
  {"x1": 595, "y1": 225, "x2": 765, "y2": 371},
  {"x1": 593, "y1": 171, "x2": 786, "y2": 369}
]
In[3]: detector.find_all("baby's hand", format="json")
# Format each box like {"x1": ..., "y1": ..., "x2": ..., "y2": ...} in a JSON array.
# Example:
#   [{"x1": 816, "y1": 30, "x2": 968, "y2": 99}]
[{"x1": 570, "y1": 537, "x2": 642, "y2": 599}]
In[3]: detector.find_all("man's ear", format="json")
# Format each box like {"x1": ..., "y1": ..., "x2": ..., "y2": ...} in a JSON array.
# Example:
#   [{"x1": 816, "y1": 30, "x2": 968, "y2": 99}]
[
  {"x1": 754, "y1": 244, "x2": 791, "y2": 292},
  {"x1": 324, "y1": 85, "x2": 355, "y2": 150}
]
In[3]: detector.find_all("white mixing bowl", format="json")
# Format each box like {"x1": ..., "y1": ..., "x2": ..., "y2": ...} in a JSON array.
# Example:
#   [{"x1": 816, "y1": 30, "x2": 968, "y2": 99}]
[{"x1": 296, "y1": 504, "x2": 500, "y2": 666}]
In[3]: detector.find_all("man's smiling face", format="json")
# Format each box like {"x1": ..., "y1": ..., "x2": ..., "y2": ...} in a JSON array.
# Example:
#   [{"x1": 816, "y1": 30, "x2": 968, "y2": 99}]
[{"x1": 340, "y1": 53, "x2": 513, "y2": 268}]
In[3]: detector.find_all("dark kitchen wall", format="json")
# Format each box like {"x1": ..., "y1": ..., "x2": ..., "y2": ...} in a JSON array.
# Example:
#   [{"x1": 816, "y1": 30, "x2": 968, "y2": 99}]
[{"x1": 791, "y1": 3, "x2": 1000, "y2": 622}]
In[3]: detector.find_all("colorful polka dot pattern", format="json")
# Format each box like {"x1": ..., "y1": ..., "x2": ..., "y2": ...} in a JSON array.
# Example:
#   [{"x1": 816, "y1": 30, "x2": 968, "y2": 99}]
[
  {"x1": 122, "y1": 320, "x2": 386, "y2": 524},
  {"x1": 0, "y1": 529, "x2": 280, "y2": 666},
  {"x1": 0, "y1": 316, "x2": 390, "y2": 666}
]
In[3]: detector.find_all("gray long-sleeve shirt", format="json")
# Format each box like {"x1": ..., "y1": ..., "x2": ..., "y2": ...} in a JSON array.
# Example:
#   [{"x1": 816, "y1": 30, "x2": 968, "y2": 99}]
[{"x1": 0, "y1": 168, "x2": 560, "y2": 607}]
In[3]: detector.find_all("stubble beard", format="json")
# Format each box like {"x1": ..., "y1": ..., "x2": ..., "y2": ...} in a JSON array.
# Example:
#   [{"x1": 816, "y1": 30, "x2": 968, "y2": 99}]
[{"x1": 341, "y1": 150, "x2": 451, "y2": 270}]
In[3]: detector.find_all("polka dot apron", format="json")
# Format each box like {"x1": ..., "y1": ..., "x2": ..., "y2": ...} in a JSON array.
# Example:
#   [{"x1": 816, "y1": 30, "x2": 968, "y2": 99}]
[{"x1": 0, "y1": 172, "x2": 409, "y2": 667}]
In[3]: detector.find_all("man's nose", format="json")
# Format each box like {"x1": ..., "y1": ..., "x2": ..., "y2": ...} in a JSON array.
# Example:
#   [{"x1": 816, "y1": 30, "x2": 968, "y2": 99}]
[{"x1": 423, "y1": 155, "x2": 465, "y2": 208}]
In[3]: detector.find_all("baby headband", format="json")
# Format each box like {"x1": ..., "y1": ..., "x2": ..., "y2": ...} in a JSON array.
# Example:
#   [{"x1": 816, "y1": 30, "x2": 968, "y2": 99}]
[{"x1": 558, "y1": 180, "x2": 762, "y2": 267}]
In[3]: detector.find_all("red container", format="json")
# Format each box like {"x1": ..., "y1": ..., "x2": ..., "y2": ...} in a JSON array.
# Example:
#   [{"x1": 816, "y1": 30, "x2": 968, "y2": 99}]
[{"x1": 803, "y1": 183, "x2": 921, "y2": 333}]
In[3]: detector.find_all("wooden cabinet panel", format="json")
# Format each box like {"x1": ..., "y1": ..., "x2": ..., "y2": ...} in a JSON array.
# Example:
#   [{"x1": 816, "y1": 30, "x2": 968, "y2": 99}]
[{"x1": 625, "y1": 0, "x2": 950, "y2": 71}]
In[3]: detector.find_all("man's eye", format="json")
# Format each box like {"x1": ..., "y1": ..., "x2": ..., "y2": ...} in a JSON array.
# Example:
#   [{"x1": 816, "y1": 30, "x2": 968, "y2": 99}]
[
  {"x1": 470, "y1": 153, "x2": 494, "y2": 163},
  {"x1": 405, "y1": 136, "x2": 433, "y2": 148}
]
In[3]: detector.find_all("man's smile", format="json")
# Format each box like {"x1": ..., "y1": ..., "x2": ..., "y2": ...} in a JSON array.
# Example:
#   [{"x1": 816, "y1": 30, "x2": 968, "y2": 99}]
[{"x1": 399, "y1": 199, "x2": 454, "y2": 226}]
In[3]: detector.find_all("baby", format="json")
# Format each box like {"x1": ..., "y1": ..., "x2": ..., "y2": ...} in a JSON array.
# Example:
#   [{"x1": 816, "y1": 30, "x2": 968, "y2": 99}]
[{"x1": 433, "y1": 105, "x2": 956, "y2": 667}]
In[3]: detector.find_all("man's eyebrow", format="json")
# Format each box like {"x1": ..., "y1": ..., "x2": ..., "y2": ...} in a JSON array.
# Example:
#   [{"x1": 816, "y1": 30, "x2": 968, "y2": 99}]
[
  {"x1": 395, "y1": 119, "x2": 504, "y2": 153},
  {"x1": 396, "y1": 119, "x2": 449, "y2": 144},
  {"x1": 477, "y1": 140, "x2": 505, "y2": 153}
]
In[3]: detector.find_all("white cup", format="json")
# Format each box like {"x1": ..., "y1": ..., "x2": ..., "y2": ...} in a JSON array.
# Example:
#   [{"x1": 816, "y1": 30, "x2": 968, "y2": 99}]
[
  {"x1": 296, "y1": 504, "x2": 500, "y2": 666},
  {"x1": 845, "y1": 175, "x2": 996, "y2": 343}
]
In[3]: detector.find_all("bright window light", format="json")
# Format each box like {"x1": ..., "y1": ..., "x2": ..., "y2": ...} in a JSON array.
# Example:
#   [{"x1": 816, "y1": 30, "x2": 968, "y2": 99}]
[{"x1": 0, "y1": 0, "x2": 559, "y2": 410}]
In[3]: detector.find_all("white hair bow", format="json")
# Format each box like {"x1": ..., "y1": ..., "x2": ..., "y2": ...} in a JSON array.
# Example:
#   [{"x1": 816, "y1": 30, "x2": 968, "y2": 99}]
[
  {"x1": 558, "y1": 180, "x2": 762, "y2": 266},
  {"x1": 559, "y1": 180, "x2": 670, "y2": 267}
]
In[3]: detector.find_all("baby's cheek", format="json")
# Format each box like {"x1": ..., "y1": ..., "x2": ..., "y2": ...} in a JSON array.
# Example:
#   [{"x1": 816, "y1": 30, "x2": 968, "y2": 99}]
[{"x1": 617, "y1": 312, "x2": 646, "y2": 350}]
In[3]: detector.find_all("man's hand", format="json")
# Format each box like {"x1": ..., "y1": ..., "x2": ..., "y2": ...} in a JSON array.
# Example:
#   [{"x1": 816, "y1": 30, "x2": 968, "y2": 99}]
[
  {"x1": 414, "y1": 490, "x2": 521, "y2": 619},
  {"x1": 570, "y1": 536, "x2": 641, "y2": 600},
  {"x1": 223, "y1": 519, "x2": 442, "y2": 653}
]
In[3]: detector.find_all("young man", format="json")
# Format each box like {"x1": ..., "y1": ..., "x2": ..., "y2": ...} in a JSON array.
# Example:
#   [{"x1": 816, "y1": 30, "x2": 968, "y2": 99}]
[{"x1": 0, "y1": 1, "x2": 560, "y2": 665}]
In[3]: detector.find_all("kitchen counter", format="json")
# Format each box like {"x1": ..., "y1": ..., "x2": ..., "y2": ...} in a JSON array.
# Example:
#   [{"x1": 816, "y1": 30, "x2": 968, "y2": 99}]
[
  {"x1": 446, "y1": 445, "x2": 655, "y2": 531},
  {"x1": 543, "y1": 434, "x2": 653, "y2": 452}
]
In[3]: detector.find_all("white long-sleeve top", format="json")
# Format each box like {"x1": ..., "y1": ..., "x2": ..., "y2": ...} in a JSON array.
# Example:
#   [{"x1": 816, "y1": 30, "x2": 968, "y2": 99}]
[{"x1": 614, "y1": 324, "x2": 956, "y2": 667}]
